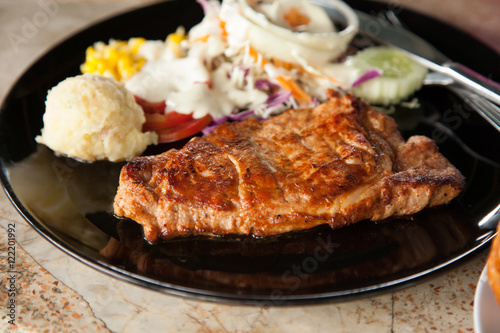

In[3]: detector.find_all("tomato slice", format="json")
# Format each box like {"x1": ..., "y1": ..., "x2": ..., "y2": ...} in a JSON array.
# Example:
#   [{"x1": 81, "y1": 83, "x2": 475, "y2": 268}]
[
  {"x1": 135, "y1": 95, "x2": 213, "y2": 143},
  {"x1": 134, "y1": 95, "x2": 166, "y2": 114},
  {"x1": 143, "y1": 112, "x2": 193, "y2": 131},
  {"x1": 156, "y1": 115, "x2": 213, "y2": 143}
]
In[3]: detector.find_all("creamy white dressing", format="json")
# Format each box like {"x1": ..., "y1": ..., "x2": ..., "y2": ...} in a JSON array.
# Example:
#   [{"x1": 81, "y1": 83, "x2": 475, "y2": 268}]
[
  {"x1": 212, "y1": 62, "x2": 268, "y2": 110},
  {"x1": 124, "y1": 0, "x2": 358, "y2": 120},
  {"x1": 137, "y1": 40, "x2": 168, "y2": 61},
  {"x1": 125, "y1": 57, "x2": 210, "y2": 103},
  {"x1": 126, "y1": 39, "x2": 267, "y2": 119},
  {"x1": 125, "y1": 1, "x2": 272, "y2": 120},
  {"x1": 188, "y1": 8, "x2": 223, "y2": 40},
  {"x1": 187, "y1": 35, "x2": 226, "y2": 61},
  {"x1": 166, "y1": 83, "x2": 233, "y2": 119},
  {"x1": 163, "y1": 61, "x2": 268, "y2": 119}
]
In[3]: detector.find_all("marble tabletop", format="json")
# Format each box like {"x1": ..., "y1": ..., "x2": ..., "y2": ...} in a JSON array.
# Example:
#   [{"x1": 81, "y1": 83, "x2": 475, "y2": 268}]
[{"x1": 0, "y1": 0, "x2": 499, "y2": 332}]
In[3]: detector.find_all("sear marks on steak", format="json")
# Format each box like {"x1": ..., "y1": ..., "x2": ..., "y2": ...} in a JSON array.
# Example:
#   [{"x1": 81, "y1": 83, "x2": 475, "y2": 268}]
[{"x1": 113, "y1": 92, "x2": 465, "y2": 243}]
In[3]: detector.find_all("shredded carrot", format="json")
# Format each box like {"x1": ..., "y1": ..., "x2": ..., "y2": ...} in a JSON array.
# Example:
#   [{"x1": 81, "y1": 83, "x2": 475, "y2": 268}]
[
  {"x1": 271, "y1": 57, "x2": 342, "y2": 83},
  {"x1": 271, "y1": 57, "x2": 283, "y2": 68},
  {"x1": 189, "y1": 34, "x2": 210, "y2": 44},
  {"x1": 284, "y1": 7, "x2": 310, "y2": 29},
  {"x1": 249, "y1": 47, "x2": 302, "y2": 74},
  {"x1": 326, "y1": 75, "x2": 344, "y2": 85},
  {"x1": 188, "y1": 19, "x2": 227, "y2": 45},
  {"x1": 271, "y1": 58, "x2": 295, "y2": 71},
  {"x1": 247, "y1": 46, "x2": 268, "y2": 67},
  {"x1": 275, "y1": 76, "x2": 313, "y2": 104},
  {"x1": 246, "y1": 47, "x2": 312, "y2": 104},
  {"x1": 219, "y1": 19, "x2": 228, "y2": 38}
]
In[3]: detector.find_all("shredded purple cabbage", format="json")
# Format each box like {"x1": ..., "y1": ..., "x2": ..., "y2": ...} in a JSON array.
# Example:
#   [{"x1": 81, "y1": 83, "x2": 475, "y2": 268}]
[
  {"x1": 201, "y1": 124, "x2": 218, "y2": 135},
  {"x1": 266, "y1": 90, "x2": 292, "y2": 108},
  {"x1": 238, "y1": 65, "x2": 250, "y2": 79},
  {"x1": 202, "y1": 109, "x2": 256, "y2": 135},
  {"x1": 352, "y1": 69, "x2": 382, "y2": 87},
  {"x1": 229, "y1": 109, "x2": 254, "y2": 121},
  {"x1": 201, "y1": 82, "x2": 294, "y2": 136},
  {"x1": 311, "y1": 96, "x2": 319, "y2": 107},
  {"x1": 255, "y1": 79, "x2": 279, "y2": 93}
]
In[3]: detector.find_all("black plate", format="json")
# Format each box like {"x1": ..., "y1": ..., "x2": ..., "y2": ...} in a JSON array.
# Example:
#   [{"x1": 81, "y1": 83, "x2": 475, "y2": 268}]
[{"x1": 1, "y1": 0, "x2": 500, "y2": 305}]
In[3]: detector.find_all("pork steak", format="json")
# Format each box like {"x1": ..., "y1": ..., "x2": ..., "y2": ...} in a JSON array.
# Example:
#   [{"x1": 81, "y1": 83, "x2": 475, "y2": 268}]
[{"x1": 113, "y1": 92, "x2": 465, "y2": 243}]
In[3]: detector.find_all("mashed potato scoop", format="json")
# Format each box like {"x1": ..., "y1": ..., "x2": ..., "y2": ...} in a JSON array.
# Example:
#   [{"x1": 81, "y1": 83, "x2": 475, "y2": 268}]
[{"x1": 36, "y1": 74, "x2": 157, "y2": 162}]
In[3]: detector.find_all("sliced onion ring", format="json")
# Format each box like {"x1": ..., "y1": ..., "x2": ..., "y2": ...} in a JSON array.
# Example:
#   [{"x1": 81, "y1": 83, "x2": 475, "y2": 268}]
[{"x1": 236, "y1": 0, "x2": 359, "y2": 65}]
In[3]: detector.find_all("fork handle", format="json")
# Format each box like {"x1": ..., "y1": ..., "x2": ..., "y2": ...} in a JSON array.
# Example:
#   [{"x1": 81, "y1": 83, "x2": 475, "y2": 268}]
[{"x1": 440, "y1": 62, "x2": 500, "y2": 106}]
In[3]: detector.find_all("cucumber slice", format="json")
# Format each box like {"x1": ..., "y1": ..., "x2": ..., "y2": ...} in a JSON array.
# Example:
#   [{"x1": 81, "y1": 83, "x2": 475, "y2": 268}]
[{"x1": 350, "y1": 46, "x2": 428, "y2": 105}]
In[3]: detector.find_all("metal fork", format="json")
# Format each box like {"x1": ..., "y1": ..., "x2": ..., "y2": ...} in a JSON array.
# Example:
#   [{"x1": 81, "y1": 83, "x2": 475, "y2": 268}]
[
  {"x1": 452, "y1": 86, "x2": 500, "y2": 132},
  {"x1": 382, "y1": 11, "x2": 500, "y2": 132},
  {"x1": 424, "y1": 72, "x2": 500, "y2": 132}
]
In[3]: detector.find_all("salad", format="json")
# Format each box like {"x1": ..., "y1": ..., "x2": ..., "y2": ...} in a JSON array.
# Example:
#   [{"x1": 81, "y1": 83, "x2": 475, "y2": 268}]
[{"x1": 78, "y1": 0, "x2": 427, "y2": 145}]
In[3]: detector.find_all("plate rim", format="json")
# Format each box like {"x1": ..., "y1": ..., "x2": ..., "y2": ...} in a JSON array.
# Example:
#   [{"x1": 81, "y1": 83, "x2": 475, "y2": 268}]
[{"x1": 1, "y1": 0, "x2": 499, "y2": 304}]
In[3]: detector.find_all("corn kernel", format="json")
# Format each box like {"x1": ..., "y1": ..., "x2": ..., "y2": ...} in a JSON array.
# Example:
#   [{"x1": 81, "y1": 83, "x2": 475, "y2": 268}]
[
  {"x1": 85, "y1": 46, "x2": 95, "y2": 56},
  {"x1": 94, "y1": 41, "x2": 106, "y2": 51},
  {"x1": 128, "y1": 37, "x2": 146, "y2": 54},
  {"x1": 167, "y1": 26, "x2": 186, "y2": 45},
  {"x1": 80, "y1": 63, "x2": 88, "y2": 73},
  {"x1": 80, "y1": 38, "x2": 147, "y2": 81},
  {"x1": 170, "y1": 33, "x2": 184, "y2": 44},
  {"x1": 96, "y1": 62, "x2": 106, "y2": 75},
  {"x1": 120, "y1": 68, "x2": 135, "y2": 80},
  {"x1": 117, "y1": 57, "x2": 132, "y2": 72}
]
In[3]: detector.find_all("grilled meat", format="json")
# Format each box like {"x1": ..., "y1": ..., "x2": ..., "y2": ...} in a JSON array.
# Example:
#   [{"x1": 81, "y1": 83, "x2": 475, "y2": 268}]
[{"x1": 114, "y1": 92, "x2": 465, "y2": 242}]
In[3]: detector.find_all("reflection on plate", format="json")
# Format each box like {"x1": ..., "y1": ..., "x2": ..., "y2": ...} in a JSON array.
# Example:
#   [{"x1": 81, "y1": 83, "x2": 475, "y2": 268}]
[
  {"x1": 474, "y1": 265, "x2": 500, "y2": 333},
  {"x1": 1, "y1": 0, "x2": 500, "y2": 304}
]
